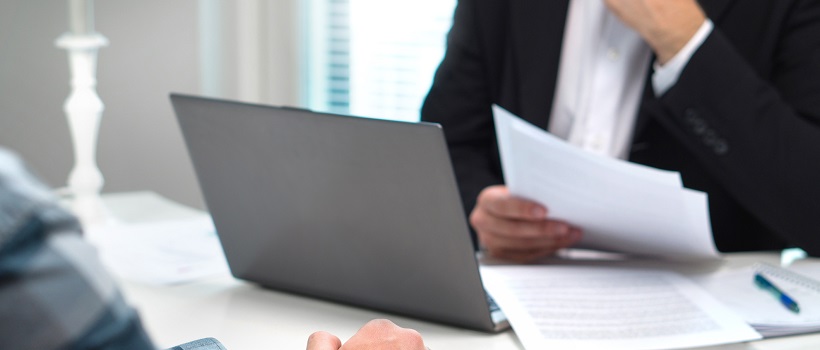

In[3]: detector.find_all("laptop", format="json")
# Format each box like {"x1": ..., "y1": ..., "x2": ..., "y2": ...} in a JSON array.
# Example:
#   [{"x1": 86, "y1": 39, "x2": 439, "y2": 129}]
[{"x1": 170, "y1": 93, "x2": 508, "y2": 332}]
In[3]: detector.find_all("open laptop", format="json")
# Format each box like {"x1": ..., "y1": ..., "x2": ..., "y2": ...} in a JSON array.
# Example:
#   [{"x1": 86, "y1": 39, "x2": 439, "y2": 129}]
[{"x1": 170, "y1": 93, "x2": 508, "y2": 332}]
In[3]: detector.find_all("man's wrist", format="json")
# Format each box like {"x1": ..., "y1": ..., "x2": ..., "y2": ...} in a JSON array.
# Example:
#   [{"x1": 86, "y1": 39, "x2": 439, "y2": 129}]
[
  {"x1": 652, "y1": 19, "x2": 714, "y2": 96},
  {"x1": 650, "y1": 17, "x2": 707, "y2": 65}
]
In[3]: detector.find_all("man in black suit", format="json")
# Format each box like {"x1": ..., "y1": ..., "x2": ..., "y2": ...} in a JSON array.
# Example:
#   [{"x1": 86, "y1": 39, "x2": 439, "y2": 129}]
[{"x1": 422, "y1": 0, "x2": 820, "y2": 262}]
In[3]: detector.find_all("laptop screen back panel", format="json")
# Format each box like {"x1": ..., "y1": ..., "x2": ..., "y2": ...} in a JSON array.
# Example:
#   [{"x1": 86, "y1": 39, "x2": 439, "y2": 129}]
[{"x1": 172, "y1": 94, "x2": 496, "y2": 331}]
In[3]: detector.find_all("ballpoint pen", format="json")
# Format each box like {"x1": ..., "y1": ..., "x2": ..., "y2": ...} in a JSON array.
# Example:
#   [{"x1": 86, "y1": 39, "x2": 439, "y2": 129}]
[{"x1": 754, "y1": 273, "x2": 800, "y2": 314}]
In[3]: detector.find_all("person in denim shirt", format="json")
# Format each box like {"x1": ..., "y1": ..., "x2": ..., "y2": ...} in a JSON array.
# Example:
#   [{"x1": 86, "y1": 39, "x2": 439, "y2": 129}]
[{"x1": 0, "y1": 147, "x2": 426, "y2": 350}]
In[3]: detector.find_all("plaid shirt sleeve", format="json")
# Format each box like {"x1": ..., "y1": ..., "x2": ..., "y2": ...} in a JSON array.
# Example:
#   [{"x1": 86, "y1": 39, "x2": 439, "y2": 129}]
[{"x1": 0, "y1": 148, "x2": 156, "y2": 350}]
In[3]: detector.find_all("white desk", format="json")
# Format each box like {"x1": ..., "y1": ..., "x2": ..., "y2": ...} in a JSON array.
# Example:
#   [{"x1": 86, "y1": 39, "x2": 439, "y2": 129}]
[{"x1": 99, "y1": 192, "x2": 820, "y2": 349}]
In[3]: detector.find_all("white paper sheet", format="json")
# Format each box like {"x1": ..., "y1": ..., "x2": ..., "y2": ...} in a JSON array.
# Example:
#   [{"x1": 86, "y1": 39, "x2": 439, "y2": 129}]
[
  {"x1": 481, "y1": 265, "x2": 761, "y2": 350},
  {"x1": 86, "y1": 216, "x2": 229, "y2": 285},
  {"x1": 492, "y1": 105, "x2": 719, "y2": 260}
]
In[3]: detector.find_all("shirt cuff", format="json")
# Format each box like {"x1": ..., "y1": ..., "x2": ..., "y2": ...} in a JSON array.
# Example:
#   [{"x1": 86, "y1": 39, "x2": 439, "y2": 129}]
[{"x1": 651, "y1": 19, "x2": 714, "y2": 96}]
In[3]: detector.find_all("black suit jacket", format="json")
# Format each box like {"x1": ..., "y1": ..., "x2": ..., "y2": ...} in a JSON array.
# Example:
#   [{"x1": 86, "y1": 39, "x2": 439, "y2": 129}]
[{"x1": 421, "y1": 0, "x2": 820, "y2": 255}]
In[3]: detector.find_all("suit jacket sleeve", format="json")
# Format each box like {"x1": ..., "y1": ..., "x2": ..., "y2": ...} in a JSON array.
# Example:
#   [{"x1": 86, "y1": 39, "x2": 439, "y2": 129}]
[
  {"x1": 655, "y1": 0, "x2": 820, "y2": 255},
  {"x1": 421, "y1": 0, "x2": 503, "y2": 231}
]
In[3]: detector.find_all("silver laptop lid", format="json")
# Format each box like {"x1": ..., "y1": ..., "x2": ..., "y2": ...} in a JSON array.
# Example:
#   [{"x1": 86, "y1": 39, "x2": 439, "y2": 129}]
[{"x1": 171, "y1": 94, "x2": 499, "y2": 332}]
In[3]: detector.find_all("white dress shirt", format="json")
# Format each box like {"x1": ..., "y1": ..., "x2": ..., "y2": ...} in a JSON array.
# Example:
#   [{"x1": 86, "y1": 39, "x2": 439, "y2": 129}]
[{"x1": 548, "y1": 0, "x2": 714, "y2": 159}]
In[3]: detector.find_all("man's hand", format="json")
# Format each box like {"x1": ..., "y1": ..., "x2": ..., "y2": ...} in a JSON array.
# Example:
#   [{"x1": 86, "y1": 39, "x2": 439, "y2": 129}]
[
  {"x1": 306, "y1": 319, "x2": 426, "y2": 350},
  {"x1": 604, "y1": 0, "x2": 706, "y2": 64},
  {"x1": 470, "y1": 185, "x2": 582, "y2": 263},
  {"x1": 306, "y1": 331, "x2": 342, "y2": 350}
]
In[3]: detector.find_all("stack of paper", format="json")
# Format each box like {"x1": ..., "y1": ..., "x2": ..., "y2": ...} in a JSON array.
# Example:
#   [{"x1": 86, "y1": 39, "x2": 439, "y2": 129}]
[
  {"x1": 481, "y1": 265, "x2": 762, "y2": 349},
  {"x1": 492, "y1": 105, "x2": 719, "y2": 260}
]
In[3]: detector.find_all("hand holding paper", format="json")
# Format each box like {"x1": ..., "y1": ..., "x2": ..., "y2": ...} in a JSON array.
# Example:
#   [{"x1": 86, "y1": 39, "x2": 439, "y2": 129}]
[
  {"x1": 491, "y1": 105, "x2": 719, "y2": 260},
  {"x1": 470, "y1": 185, "x2": 583, "y2": 262}
]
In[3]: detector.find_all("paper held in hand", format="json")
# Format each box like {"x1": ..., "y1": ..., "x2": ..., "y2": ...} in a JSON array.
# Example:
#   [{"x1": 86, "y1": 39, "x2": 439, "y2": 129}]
[{"x1": 491, "y1": 105, "x2": 720, "y2": 260}]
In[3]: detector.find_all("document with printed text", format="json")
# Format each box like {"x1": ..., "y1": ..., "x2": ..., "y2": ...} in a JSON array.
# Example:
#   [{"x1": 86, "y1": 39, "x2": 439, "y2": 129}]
[
  {"x1": 492, "y1": 105, "x2": 719, "y2": 260},
  {"x1": 481, "y1": 265, "x2": 762, "y2": 350}
]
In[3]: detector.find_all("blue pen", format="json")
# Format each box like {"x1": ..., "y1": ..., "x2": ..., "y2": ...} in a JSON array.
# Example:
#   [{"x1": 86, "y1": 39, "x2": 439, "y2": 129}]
[{"x1": 754, "y1": 273, "x2": 800, "y2": 314}]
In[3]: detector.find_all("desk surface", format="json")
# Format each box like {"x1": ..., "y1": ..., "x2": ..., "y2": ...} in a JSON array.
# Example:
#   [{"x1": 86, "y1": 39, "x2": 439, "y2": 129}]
[{"x1": 99, "y1": 192, "x2": 820, "y2": 350}]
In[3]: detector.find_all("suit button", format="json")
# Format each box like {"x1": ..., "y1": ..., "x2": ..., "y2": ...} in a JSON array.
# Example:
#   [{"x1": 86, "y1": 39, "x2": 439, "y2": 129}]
[
  {"x1": 684, "y1": 108, "x2": 698, "y2": 121},
  {"x1": 714, "y1": 140, "x2": 729, "y2": 155},
  {"x1": 703, "y1": 129, "x2": 717, "y2": 145},
  {"x1": 692, "y1": 119, "x2": 707, "y2": 135}
]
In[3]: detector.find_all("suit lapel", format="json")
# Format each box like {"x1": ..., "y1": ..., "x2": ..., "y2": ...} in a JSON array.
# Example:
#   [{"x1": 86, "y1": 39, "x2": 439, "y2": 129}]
[{"x1": 510, "y1": 0, "x2": 570, "y2": 130}]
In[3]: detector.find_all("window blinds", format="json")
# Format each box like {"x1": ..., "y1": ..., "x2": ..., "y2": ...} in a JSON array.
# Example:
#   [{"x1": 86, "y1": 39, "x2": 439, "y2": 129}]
[{"x1": 305, "y1": 0, "x2": 455, "y2": 122}]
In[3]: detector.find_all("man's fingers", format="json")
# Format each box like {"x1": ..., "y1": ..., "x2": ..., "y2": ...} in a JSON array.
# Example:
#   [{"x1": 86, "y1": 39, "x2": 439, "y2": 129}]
[
  {"x1": 306, "y1": 331, "x2": 342, "y2": 350},
  {"x1": 472, "y1": 209, "x2": 574, "y2": 240},
  {"x1": 477, "y1": 185, "x2": 547, "y2": 220},
  {"x1": 478, "y1": 227, "x2": 561, "y2": 251},
  {"x1": 487, "y1": 246, "x2": 561, "y2": 264},
  {"x1": 472, "y1": 185, "x2": 584, "y2": 263},
  {"x1": 480, "y1": 225, "x2": 584, "y2": 262},
  {"x1": 478, "y1": 225, "x2": 581, "y2": 251},
  {"x1": 341, "y1": 319, "x2": 427, "y2": 350},
  {"x1": 472, "y1": 212, "x2": 557, "y2": 239}
]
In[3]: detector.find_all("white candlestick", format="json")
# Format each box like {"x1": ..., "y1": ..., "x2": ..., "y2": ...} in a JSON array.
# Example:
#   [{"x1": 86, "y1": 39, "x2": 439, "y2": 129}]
[
  {"x1": 58, "y1": 0, "x2": 108, "y2": 226},
  {"x1": 69, "y1": 0, "x2": 94, "y2": 35}
]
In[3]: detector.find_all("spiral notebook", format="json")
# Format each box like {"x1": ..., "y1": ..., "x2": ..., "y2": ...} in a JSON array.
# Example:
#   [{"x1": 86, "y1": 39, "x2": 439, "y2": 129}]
[{"x1": 696, "y1": 262, "x2": 820, "y2": 337}]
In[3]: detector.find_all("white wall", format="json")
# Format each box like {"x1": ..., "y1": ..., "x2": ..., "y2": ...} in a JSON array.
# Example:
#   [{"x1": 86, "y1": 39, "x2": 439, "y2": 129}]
[{"x1": 0, "y1": 0, "x2": 302, "y2": 210}]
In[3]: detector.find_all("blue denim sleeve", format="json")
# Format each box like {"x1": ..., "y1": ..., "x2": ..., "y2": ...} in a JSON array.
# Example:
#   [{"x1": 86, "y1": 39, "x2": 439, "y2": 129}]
[
  {"x1": 167, "y1": 338, "x2": 228, "y2": 350},
  {"x1": 0, "y1": 148, "x2": 156, "y2": 350}
]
